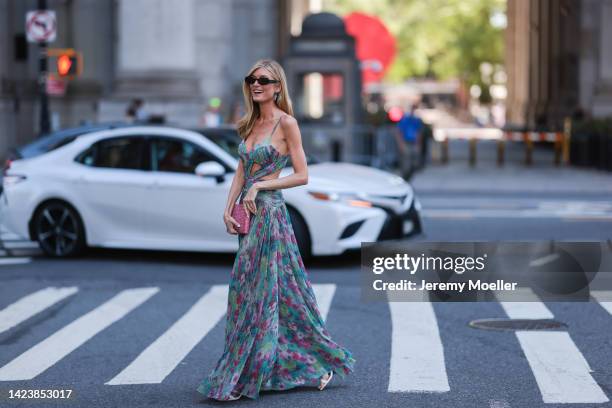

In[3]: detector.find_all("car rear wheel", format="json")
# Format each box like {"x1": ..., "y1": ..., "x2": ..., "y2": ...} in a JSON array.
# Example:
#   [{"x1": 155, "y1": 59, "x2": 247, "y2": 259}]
[
  {"x1": 287, "y1": 207, "x2": 312, "y2": 262},
  {"x1": 33, "y1": 201, "x2": 86, "y2": 257}
]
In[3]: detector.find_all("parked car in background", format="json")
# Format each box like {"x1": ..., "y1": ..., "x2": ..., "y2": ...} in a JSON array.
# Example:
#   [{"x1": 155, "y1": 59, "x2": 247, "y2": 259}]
[{"x1": 1, "y1": 124, "x2": 422, "y2": 259}]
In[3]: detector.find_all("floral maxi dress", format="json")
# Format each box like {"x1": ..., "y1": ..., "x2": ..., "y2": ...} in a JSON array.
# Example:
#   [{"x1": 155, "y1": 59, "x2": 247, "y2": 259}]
[{"x1": 196, "y1": 117, "x2": 356, "y2": 400}]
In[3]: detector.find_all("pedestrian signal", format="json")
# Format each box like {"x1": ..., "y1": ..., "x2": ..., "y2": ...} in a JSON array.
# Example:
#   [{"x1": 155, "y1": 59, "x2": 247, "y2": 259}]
[{"x1": 47, "y1": 48, "x2": 83, "y2": 79}]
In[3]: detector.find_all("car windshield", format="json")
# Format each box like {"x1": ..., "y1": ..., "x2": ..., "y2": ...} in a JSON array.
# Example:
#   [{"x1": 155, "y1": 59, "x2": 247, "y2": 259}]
[{"x1": 195, "y1": 128, "x2": 319, "y2": 167}]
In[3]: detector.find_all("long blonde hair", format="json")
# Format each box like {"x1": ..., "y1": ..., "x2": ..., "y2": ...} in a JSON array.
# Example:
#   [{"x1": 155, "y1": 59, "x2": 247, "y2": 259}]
[{"x1": 236, "y1": 59, "x2": 294, "y2": 139}]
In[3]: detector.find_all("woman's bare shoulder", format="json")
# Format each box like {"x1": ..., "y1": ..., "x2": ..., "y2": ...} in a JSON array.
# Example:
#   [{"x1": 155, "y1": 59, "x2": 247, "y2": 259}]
[{"x1": 279, "y1": 114, "x2": 298, "y2": 129}]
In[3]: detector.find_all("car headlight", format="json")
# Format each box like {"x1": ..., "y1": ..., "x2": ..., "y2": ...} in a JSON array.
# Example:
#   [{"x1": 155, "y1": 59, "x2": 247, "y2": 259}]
[
  {"x1": 308, "y1": 191, "x2": 373, "y2": 208},
  {"x1": 414, "y1": 198, "x2": 422, "y2": 211}
]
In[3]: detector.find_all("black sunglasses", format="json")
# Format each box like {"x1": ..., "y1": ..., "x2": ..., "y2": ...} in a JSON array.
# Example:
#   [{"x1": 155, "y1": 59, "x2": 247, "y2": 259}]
[{"x1": 244, "y1": 75, "x2": 279, "y2": 85}]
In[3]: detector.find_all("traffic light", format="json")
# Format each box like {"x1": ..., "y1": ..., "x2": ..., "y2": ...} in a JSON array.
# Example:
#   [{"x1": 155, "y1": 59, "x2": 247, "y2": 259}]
[{"x1": 46, "y1": 48, "x2": 83, "y2": 80}]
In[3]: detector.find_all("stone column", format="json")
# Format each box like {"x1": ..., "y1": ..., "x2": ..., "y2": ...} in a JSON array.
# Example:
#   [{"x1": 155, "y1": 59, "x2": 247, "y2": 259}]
[
  {"x1": 592, "y1": 0, "x2": 612, "y2": 116},
  {"x1": 114, "y1": 0, "x2": 199, "y2": 98}
]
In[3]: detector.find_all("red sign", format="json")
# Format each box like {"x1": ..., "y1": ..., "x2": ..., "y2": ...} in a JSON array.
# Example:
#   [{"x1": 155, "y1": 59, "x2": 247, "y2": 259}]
[
  {"x1": 343, "y1": 12, "x2": 396, "y2": 85},
  {"x1": 46, "y1": 77, "x2": 67, "y2": 96}
]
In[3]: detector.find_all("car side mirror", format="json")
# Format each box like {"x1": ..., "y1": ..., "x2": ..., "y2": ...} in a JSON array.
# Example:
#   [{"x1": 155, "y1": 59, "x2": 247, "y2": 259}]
[{"x1": 195, "y1": 161, "x2": 225, "y2": 182}]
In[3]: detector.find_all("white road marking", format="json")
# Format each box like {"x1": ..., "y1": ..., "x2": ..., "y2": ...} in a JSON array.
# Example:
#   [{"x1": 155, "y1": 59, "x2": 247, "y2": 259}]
[
  {"x1": 591, "y1": 290, "x2": 612, "y2": 315},
  {"x1": 496, "y1": 288, "x2": 554, "y2": 319},
  {"x1": 0, "y1": 287, "x2": 159, "y2": 381},
  {"x1": 0, "y1": 286, "x2": 78, "y2": 334},
  {"x1": 497, "y1": 288, "x2": 608, "y2": 404},
  {"x1": 516, "y1": 332, "x2": 609, "y2": 403},
  {"x1": 1, "y1": 241, "x2": 40, "y2": 249},
  {"x1": 387, "y1": 298, "x2": 450, "y2": 393},
  {"x1": 528, "y1": 253, "x2": 560, "y2": 268},
  {"x1": 423, "y1": 209, "x2": 612, "y2": 220},
  {"x1": 0, "y1": 257, "x2": 32, "y2": 265},
  {"x1": 105, "y1": 285, "x2": 228, "y2": 385},
  {"x1": 489, "y1": 399, "x2": 511, "y2": 408},
  {"x1": 421, "y1": 199, "x2": 612, "y2": 220},
  {"x1": 312, "y1": 284, "x2": 336, "y2": 321}
]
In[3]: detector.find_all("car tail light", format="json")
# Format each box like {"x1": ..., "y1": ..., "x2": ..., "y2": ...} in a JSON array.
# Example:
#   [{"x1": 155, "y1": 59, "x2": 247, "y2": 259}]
[{"x1": 3, "y1": 158, "x2": 11, "y2": 176}]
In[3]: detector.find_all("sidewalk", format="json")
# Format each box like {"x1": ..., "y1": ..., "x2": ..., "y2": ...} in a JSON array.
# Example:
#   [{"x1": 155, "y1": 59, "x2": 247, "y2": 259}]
[
  {"x1": 409, "y1": 139, "x2": 612, "y2": 195},
  {"x1": 0, "y1": 206, "x2": 40, "y2": 256}
]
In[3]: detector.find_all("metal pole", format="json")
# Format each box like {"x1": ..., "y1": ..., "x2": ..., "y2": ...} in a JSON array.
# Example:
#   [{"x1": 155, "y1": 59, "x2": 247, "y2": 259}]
[
  {"x1": 469, "y1": 137, "x2": 477, "y2": 167},
  {"x1": 563, "y1": 117, "x2": 571, "y2": 165},
  {"x1": 554, "y1": 132, "x2": 562, "y2": 166},
  {"x1": 525, "y1": 133, "x2": 533, "y2": 166},
  {"x1": 37, "y1": 0, "x2": 50, "y2": 136},
  {"x1": 441, "y1": 137, "x2": 448, "y2": 164},
  {"x1": 497, "y1": 139, "x2": 505, "y2": 166}
]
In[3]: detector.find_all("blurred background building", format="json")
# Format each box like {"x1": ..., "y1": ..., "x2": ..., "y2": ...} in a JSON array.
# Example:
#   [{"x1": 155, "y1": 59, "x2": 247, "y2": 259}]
[
  {"x1": 0, "y1": 0, "x2": 314, "y2": 160},
  {"x1": 2, "y1": 0, "x2": 612, "y2": 163},
  {"x1": 505, "y1": 0, "x2": 612, "y2": 129}
]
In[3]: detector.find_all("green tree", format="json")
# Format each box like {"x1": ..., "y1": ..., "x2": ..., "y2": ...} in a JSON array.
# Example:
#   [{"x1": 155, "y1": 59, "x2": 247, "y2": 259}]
[{"x1": 323, "y1": 0, "x2": 505, "y2": 93}]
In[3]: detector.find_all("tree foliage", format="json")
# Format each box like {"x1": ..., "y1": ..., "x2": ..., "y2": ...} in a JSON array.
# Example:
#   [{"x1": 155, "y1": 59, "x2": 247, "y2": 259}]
[{"x1": 323, "y1": 0, "x2": 505, "y2": 87}]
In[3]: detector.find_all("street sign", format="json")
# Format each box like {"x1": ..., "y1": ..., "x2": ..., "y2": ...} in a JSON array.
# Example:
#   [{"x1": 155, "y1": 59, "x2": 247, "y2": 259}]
[
  {"x1": 26, "y1": 10, "x2": 57, "y2": 43},
  {"x1": 46, "y1": 76, "x2": 66, "y2": 96}
]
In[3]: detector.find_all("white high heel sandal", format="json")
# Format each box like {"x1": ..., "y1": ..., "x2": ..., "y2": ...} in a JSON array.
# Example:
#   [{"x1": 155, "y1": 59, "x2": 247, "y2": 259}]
[
  {"x1": 318, "y1": 371, "x2": 333, "y2": 391},
  {"x1": 226, "y1": 392, "x2": 242, "y2": 401}
]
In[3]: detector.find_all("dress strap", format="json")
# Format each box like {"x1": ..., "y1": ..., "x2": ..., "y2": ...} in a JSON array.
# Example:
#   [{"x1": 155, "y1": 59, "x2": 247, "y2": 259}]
[{"x1": 264, "y1": 116, "x2": 283, "y2": 142}]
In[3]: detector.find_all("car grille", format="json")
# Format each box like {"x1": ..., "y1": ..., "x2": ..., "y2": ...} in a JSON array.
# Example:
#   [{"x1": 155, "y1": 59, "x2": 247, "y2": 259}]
[{"x1": 374, "y1": 198, "x2": 419, "y2": 240}]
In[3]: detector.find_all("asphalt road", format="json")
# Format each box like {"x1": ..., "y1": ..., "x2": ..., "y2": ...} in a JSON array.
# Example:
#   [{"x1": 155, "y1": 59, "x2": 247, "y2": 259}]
[{"x1": 1, "y1": 188, "x2": 612, "y2": 408}]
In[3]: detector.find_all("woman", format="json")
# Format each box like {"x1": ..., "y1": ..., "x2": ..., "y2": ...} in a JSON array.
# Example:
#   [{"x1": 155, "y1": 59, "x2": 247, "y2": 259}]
[{"x1": 196, "y1": 59, "x2": 356, "y2": 401}]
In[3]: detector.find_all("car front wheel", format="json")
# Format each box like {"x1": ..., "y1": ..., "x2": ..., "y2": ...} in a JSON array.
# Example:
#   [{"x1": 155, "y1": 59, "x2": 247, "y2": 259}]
[{"x1": 33, "y1": 201, "x2": 86, "y2": 257}]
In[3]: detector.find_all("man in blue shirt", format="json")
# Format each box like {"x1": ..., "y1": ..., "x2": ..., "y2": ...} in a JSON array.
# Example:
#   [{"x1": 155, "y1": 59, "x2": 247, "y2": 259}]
[{"x1": 394, "y1": 104, "x2": 423, "y2": 179}]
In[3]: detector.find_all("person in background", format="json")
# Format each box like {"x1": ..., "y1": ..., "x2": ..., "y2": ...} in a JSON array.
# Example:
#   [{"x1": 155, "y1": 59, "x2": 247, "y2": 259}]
[
  {"x1": 419, "y1": 122, "x2": 432, "y2": 169},
  {"x1": 125, "y1": 98, "x2": 148, "y2": 123},
  {"x1": 200, "y1": 97, "x2": 223, "y2": 128},
  {"x1": 393, "y1": 104, "x2": 423, "y2": 180}
]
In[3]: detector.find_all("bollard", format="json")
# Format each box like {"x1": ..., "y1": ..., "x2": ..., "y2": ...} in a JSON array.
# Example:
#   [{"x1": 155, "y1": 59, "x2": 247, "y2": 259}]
[
  {"x1": 469, "y1": 137, "x2": 477, "y2": 167},
  {"x1": 554, "y1": 132, "x2": 562, "y2": 166},
  {"x1": 497, "y1": 138, "x2": 505, "y2": 166},
  {"x1": 563, "y1": 117, "x2": 571, "y2": 165},
  {"x1": 524, "y1": 132, "x2": 533, "y2": 165},
  {"x1": 441, "y1": 137, "x2": 449, "y2": 164}
]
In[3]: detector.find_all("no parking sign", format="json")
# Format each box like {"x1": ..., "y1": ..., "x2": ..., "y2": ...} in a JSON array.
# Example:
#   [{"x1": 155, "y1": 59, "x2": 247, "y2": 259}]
[{"x1": 26, "y1": 10, "x2": 57, "y2": 43}]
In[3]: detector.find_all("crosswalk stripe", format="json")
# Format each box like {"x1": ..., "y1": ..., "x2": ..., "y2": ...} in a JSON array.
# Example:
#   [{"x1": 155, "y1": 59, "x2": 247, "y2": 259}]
[
  {"x1": 311, "y1": 284, "x2": 336, "y2": 321},
  {"x1": 496, "y1": 288, "x2": 554, "y2": 319},
  {"x1": 387, "y1": 298, "x2": 450, "y2": 393},
  {"x1": 105, "y1": 285, "x2": 228, "y2": 385},
  {"x1": 0, "y1": 287, "x2": 159, "y2": 381},
  {"x1": 516, "y1": 332, "x2": 609, "y2": 403},
  {"x1": 497, "y1": 288, "x2": 608, "y2": 404},
  {"x1": 591, "y1": 290, "x2": 612, "y2": 315},
  {"x1": 0, "y1": 286, "x2": 79, "y2": 334}
]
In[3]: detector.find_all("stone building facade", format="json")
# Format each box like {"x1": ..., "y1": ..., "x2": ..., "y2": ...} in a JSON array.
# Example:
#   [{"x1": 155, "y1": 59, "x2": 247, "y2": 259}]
[
  {"x1": 505, "y1": 0, "x2": 612, "y2": 129},
  {"x1": 0, "y1": 0, "x2": 312, "y2": 160}
]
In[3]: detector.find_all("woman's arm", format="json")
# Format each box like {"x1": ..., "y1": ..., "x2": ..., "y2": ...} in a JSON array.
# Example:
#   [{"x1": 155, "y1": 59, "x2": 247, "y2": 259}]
[
  {"x1": 224, "y1": 158, "x2": 246, "y2": 215},
  {"x1": 254, "y1": 115, "x2": 308, "y2": 191}
]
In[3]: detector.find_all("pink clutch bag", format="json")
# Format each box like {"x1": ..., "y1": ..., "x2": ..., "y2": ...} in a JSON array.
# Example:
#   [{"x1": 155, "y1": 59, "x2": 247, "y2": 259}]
[{"x1": 231, "y1": 202, "x2": 251, "y2": 235}]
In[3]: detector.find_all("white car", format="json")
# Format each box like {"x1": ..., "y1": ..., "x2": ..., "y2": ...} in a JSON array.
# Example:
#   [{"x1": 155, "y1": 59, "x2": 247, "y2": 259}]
[{"x1": 1, "y1": 125, "x2": 422, "y2": 258}]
